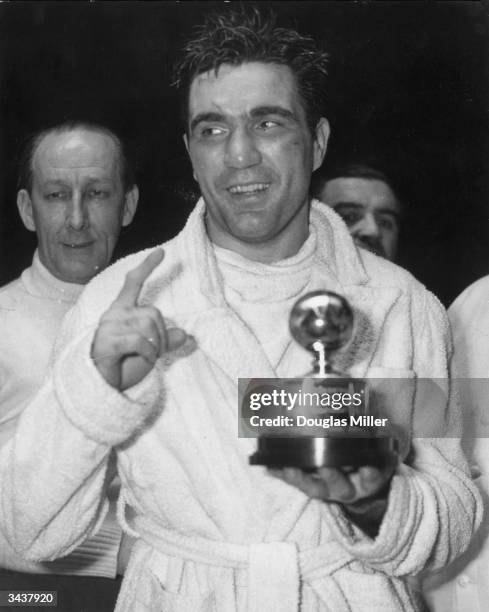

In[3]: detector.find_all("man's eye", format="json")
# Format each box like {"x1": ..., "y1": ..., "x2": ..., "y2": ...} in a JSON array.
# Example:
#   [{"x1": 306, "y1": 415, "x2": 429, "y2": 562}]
[
  {"x1": 87, "y1": 189, "x2": 110, "y2": 199},
  {"x1": 257, "y1": 120, "x2": 280, "y2": 131},
  {"x1": 45, "y1": 191, "x2": 68, "y2": 201},
  {"x1": 200, "y1": 126, "x2": 225, "y2": 138},
  {"x1": 338, "y1": 211, "x2": 361, "y2": 227},
  {"x1": 378, "y1": 217, "x2": 396, "y2": 231}
]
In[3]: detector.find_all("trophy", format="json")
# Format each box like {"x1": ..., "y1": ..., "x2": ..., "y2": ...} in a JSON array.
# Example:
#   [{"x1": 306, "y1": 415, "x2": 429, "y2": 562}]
[{"x1": 249, "y1": 291, "x2": 398, "y2": 470}]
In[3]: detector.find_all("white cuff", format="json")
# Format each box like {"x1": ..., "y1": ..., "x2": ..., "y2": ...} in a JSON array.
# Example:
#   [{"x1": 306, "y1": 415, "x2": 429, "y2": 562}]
[{"x1": 54, "y1": 330, "x2": 163, "y2": 446}]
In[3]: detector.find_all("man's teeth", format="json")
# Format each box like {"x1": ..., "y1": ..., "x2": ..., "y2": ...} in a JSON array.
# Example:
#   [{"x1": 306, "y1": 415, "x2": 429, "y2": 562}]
[{"x1": 228, "y1": 183, "x2": 269, "y2": 194}]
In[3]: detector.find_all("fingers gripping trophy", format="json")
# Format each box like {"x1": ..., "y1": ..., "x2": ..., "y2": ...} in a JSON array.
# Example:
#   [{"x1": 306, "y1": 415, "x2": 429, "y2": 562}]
[{"x1": 249, "y1": 291, "x2": 399, "y2": 471}]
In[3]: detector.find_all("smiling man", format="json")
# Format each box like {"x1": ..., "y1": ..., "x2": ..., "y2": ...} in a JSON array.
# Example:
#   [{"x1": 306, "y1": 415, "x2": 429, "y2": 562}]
[
  {"x1": 0, "y1": 121, "x2": 138, "y2": 607},
  {"x1": 1, "y1": 10, "x2": 481, "y2": 612},
  {"x1": 183, "y1": 60, "x2": 328, "y2": 262}
]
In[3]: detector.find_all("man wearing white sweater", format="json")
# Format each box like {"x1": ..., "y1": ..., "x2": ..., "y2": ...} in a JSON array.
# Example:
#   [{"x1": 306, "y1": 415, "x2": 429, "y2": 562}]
[
  {"x1": 0, "y1": 121, "x2": 138, "y2": 608},
  {"x1": 1, "y1": 9, "x2": 482, "y2": 611}
]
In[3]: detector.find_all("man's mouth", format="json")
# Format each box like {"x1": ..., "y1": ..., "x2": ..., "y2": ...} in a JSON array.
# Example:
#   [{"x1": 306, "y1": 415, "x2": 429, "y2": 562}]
[
  {"x1": 227, "y1": 183, "x2": 270, "y2": 195},
  {"x1": 62, "y1": 241, "x2": 94, "y2": 249}
]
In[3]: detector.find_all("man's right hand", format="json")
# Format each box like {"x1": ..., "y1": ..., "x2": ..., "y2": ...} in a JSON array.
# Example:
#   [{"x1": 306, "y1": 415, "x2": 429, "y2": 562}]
[{"x1": 91, "y1": 249, "x2": 187, "y2": 391}]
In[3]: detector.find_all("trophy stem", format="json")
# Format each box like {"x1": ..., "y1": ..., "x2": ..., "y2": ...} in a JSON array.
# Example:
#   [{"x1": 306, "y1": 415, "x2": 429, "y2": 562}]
[{"x1": 312, "y1": 341, "x2": 328, "y2": 377}]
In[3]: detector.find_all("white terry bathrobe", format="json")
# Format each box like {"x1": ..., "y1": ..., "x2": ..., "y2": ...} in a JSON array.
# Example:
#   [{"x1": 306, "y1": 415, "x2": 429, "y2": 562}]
[{"x1": 1, "y1": 201, "x2": 481, "y2": 611}]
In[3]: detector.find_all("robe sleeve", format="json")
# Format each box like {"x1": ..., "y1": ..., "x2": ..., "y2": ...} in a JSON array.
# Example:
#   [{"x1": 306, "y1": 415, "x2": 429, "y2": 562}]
[
  {"x1": 0, "y1": 300, "x2": 160, "y2": 562},
  {"x1": 322, "y1": 288, "x2": 483, "y2": 576}
]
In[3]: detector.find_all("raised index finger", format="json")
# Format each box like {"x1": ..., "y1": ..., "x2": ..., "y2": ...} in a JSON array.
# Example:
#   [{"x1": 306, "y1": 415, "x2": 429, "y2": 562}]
[{"x1": 115, "y1": 248, "x2": 164, "y2": 307}]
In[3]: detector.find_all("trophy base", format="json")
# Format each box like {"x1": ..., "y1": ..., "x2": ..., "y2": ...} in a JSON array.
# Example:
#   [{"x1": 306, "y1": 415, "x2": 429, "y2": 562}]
[{"x1": 249, "y1": 436, "x2": 398, "y2": 469}]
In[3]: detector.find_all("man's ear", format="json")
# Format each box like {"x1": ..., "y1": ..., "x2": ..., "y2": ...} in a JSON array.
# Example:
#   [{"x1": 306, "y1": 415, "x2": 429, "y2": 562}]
[
  {"x1": 312, "y1": 117, "x2": 330, "y2": 172},
  {"x1": 183, "y1": 133, "x2": 197, "y2": 182},
  {"x1": 17, "y1": 190, "x2": 36, "y2": 232},
  {"x1": 122, "y1": 185, "x2": 139, "y2": 227}
]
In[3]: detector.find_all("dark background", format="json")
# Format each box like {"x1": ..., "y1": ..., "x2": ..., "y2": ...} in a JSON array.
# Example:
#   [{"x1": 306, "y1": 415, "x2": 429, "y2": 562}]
[{"x1": 0, "y1": 0, "x2": 488, "y2": 306}]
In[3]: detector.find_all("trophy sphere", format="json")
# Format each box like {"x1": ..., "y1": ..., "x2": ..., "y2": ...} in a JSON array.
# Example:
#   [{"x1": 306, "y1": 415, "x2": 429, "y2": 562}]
[{"x1": 289, "y1": 291, "x2": 354, "y2": 351}]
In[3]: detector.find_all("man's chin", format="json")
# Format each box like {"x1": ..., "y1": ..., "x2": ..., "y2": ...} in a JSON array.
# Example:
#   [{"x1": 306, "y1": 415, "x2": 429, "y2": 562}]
[
  {"x1": 226, "y1": 215, "x2": 275, "y2": 243},
  {"x1": 53, "y1": 262, "x2": 104, "y2": 285}
]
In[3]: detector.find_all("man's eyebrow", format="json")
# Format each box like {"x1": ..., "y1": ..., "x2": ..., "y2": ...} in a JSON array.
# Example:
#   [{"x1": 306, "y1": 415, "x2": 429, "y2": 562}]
[
  {"x1": 333, "y1": 202, "x2": 400, "y2": 219},
  {"x1": 83, "y1": 176, "x2": 113, "y2": 183},
  {"x1": 190, "y1": 112, "x2": 226, "y2": 133},
  {"x1": 332, "y1": 202, "x2": 364, "y2": 210},
  {"x1": 250, "y1": 106, "x2": 296, "y2": 120},
  {"x1": 41, "y1": 177, "x2": 113, "y2": 187}
]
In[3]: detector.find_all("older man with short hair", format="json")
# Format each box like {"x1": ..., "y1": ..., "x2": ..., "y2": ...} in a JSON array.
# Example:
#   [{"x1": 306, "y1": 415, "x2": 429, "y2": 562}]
[{"x1": 0, "y1": 121, "x2": 138, "y2": 605}]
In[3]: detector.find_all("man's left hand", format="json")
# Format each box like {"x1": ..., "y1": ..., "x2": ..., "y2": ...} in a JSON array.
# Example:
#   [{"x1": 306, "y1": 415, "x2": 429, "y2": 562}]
[
  {"x1": 270, "y1": 463, "x2": 396, "y2": 537},
  {"x1": 269, "y1": 464, "x2": 393, "y2": 504}
]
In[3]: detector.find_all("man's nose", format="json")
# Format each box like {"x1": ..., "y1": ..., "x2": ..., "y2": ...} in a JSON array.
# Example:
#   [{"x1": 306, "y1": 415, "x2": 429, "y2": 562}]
[
  {"x1": 355, "y1": 213, "x2": 380, "y2": 238},
  {"x1": 224, "y1": 126, "x2": 261, "y2": 169},
  {"x1": 66, "y1": 193, "x2": 88, "y2": 230}
]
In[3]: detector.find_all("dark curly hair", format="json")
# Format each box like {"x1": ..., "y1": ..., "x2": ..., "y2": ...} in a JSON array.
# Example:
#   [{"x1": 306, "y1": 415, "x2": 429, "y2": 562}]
[{"x1": 173, "y1": 6, "x2": 329, "y2": 134}]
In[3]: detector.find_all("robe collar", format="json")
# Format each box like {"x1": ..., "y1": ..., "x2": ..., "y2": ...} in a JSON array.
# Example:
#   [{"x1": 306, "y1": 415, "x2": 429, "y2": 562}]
[{"x1": 165, "y1": 199, "x2": 401, "y2": 381}]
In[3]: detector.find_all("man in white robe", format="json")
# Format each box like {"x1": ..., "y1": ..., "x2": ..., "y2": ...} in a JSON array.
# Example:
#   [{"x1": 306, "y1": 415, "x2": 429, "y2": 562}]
[{"x1": 1, "y1": 9, "x2": 481, "y2": 611}]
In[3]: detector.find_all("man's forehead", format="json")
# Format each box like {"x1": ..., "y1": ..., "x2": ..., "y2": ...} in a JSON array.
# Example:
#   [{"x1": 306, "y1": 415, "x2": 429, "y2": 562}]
[
  {"x1": 33, "y1": 129, "x2": 119, "y2": 176},
  {"x1": 324, "y1": 177, "x2": 400, "y2": 212},
  {"x1": 188, "y1": 61, "x2": 300, "y2": 118}
]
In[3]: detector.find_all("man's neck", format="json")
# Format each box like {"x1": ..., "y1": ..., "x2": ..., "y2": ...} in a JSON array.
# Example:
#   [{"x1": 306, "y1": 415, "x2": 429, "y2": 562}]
[
  {"x1": 206, "y1": 218, "x2": 310, "y2": 264},
  {"x1": 22, "y1": 251, "x2": 85, "y2": 303}
]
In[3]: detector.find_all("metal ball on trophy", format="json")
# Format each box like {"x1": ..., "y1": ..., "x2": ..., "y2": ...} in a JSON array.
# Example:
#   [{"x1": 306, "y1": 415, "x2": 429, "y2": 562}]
[{"x1": 249, "y1": 290, "x2": 399, "y2": 470}]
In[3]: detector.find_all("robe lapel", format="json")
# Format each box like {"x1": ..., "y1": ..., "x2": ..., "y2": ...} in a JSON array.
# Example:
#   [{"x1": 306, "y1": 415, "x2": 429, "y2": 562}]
[
  {"x1": 337, "y1": 283, "x2": 402, "y2": 377},
  {"x1": 188, "y1": 307, "x2": 276, "y2": 382},
  {"x1": 172, "y1": 200, "x2": 280, "y2": 382},
  {"x1": 307, "y1": 200, "x2": 404, "y2": 377}
]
